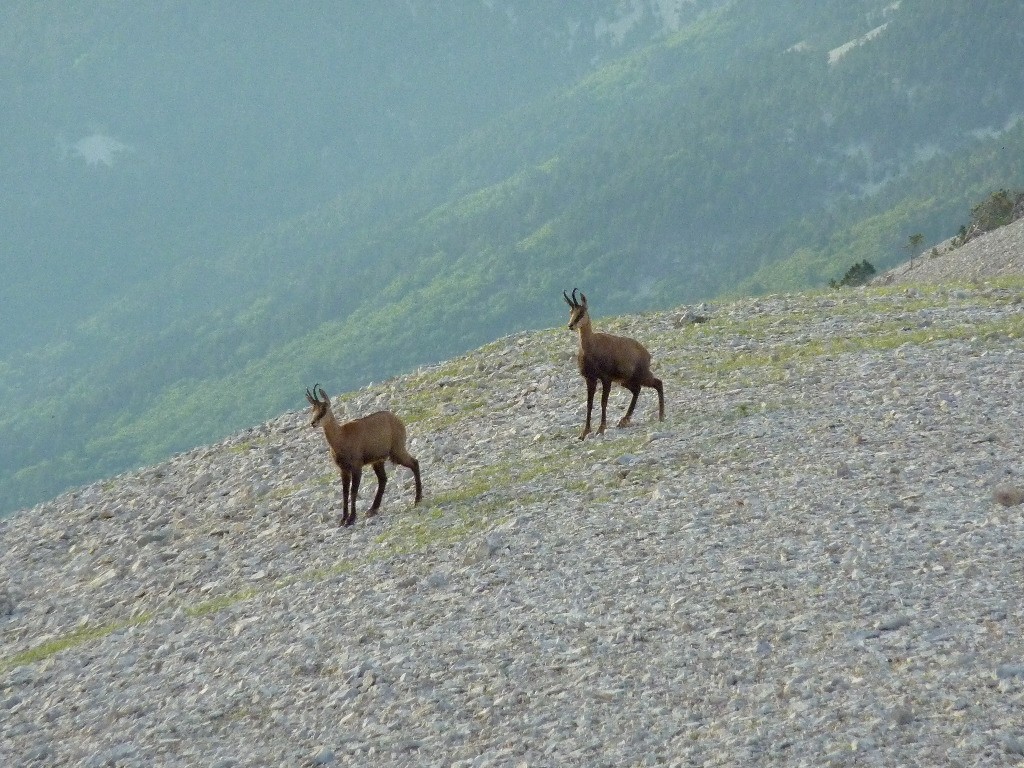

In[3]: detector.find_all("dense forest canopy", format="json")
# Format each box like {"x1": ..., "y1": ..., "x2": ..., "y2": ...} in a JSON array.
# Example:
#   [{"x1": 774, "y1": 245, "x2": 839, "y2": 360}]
[{"x1": 3, "y1": 0, "x2": 1024, "y2": 515}]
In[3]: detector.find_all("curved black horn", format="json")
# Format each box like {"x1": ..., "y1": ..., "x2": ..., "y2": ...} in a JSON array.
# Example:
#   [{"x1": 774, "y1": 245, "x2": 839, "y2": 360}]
[
  {"x1": 563, "y1": 290, "x2": 574, "y2": 307},
  {"x1": 571, "y1": 287, "x2": 580, "y2": 305}
]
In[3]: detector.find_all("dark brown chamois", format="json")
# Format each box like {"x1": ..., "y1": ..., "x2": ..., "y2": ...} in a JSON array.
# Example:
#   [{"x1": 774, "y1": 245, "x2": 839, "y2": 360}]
[
  {"x1": 305, "y1": 384, "x2": 422, "y2": 526},
  {"x1": 563, "y1": 289, "x2": 665, "y2": 440}
]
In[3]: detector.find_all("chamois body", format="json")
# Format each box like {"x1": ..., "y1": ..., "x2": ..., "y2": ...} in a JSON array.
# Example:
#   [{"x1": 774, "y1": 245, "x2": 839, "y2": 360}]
[
  {"x1": 563, "y1": 289, "x2": 664, "y2": 440},
  {"x1": 306, "y1": 385, "x2": 422, "y2": 526}
]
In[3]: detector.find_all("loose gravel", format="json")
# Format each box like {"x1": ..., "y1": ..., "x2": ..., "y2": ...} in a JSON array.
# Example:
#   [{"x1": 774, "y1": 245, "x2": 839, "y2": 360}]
[{"x1": 2, "y1": 277, "x2": 1024, "y2": 766}]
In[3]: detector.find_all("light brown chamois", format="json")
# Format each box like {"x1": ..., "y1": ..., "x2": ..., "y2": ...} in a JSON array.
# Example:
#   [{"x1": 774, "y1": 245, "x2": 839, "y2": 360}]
[
  {"x1": 305, "y1": 384, "x2": 422, "y2": 526},
  {"x1": 563, "y1": 288, "x2": 664, "y2": 440}
]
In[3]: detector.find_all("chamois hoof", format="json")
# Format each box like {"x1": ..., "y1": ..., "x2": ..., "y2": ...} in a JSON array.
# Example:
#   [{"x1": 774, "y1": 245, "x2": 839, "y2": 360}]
[
  {"x1": 365, "y1": 508, "x2": 379, "y2": 518},
  {"x1": 617, "y1": 417, "x2": 632, "y2": 428}
]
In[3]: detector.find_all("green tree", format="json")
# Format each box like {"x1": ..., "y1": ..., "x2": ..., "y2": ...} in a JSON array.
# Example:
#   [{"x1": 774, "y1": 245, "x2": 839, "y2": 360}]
[
  {"x1": 904, "y1": 232, "x2": 925, "y2": 270},
  {"x1": 829, "y1": 260, "x2": 876, "y2": 289}
]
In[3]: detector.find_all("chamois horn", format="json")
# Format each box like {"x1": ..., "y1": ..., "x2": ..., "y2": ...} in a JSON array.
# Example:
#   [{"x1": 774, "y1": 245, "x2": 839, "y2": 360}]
[
  {"x1": 306, "y1": 383, "x2": 327, "y2": 404},
  {"x1": 564, "y1": 287, "x2": 585, "y2": 308}
]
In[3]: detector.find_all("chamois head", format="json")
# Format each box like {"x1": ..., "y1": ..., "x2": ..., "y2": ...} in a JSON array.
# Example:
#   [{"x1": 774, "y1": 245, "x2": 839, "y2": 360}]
[
  {"x1": 563, "y1": 287, "x2": 589, "y2": 330},
  {"x1": 305, "y1": 384, "x2": 331, "y2": 427}
]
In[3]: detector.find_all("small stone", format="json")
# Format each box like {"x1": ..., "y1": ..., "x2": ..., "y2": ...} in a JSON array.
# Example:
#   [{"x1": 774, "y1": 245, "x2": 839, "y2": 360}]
[
  {"x1": 187, "y1": 473, "x2": 214, "y2": 494},
  {"x1": 849, "y1": 629, "x2": 881, "y2": 641},
  {"x1": 1003, "y1": 735, "x2": 1024, "y2": 756},
  {"x1": 891, "y1": 706, "x2": 915, "y2": 725},
  {"x1": 424, "y1": 570, "x2": 449, "y2": 589},
  {"x1": 311, "y1": 747, "x2": 337, "y2": 765},
  {"x1": 993, "y1": 484, "x2": 1024, "y2": 507},
  {"x1": 996, "y1": 664, "x2": 1024, "y2": 679},
  {"x1": 464, "y1": 539, "x2": 494, "y2": 565},
  {"x1": 137, "y1": 531, "x2": 168, "y2": 547},
  {"x1": 876, "y1": 614, "x2": 911, "y2": 631}
]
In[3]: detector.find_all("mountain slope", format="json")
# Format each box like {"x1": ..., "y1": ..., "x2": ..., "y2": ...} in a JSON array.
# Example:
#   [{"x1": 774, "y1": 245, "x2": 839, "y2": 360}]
[{"x1": 2, "y1": 273, "x2": 1024, "y2": 763}]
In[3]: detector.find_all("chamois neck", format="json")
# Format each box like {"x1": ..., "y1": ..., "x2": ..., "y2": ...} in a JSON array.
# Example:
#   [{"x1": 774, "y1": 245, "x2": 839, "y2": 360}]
[
  {"x1": 575, "y1": 315, "x2": 595, "y2": 344},
  {"x1": 319, "y1": 410, "x2": 344, "y2": 442}
]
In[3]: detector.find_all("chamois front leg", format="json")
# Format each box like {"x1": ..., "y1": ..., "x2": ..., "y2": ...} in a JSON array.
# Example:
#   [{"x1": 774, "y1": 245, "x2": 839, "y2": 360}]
[
  {"x1": 597, "y1": 378, "x2": 611, "y2": 435},
  {"x1": 345, "y1": 467, "x2": 362, "y2": 526},
  {"x1": 339, "y1": 468, "x2": 353, "y2": 527},
  {"x1": 366, "y1": 461, "x2": 387, "y2": 517},
  {"x1": 580, "y1": 377, "x2": 597, "y2": 440}
]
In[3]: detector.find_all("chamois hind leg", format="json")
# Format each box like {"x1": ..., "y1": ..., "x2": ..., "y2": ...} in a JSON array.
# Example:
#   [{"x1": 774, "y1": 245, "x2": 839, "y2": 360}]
[
  {"x1": 649, "y1": 375, "x2": 665, "y2": 421},
  {"x1": 618, "y1": 382, "x2": 642, "y2": 428},
  {"x1": 366, "y1": 461, "x2": 387, "y2": 516},
  {"x1": 391, "y1": 449, "x2": 423, "y2": 504},
  {"x1": 597, "y1": 378, "x2": 612, "y2": 434},
  {"x1": 580, "y1": 377, "x2": 598, "y2": 440}
]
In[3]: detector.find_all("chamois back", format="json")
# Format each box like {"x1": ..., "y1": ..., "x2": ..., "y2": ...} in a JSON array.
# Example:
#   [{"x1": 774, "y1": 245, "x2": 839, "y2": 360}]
[{"x1": 336, "y1": 411, "x2": 408, "y2": 464}]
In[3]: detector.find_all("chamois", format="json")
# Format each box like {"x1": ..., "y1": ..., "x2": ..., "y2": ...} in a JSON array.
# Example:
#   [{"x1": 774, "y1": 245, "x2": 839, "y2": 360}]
[
  {"x1": 305, "y1": 384, "x2": 422, "y2": 526},
  {"x1": 563, "y1": 288, "x2": 664, "y2": 440}
]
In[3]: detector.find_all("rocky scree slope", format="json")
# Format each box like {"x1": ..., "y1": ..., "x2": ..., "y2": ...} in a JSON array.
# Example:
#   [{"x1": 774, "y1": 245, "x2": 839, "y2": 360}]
[
  {"x1": 880, "y1": 215, "x2": 1024, "y2": 287},
  {"x1": 2, "y1": 279, "x2": 1024, "y2": 766}
]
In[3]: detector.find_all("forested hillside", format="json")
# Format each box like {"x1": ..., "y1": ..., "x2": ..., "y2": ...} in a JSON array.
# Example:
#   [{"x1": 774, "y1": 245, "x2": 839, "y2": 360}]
[{"x1": 3, "y1": 0, "x2": 1024, "y2": 515}]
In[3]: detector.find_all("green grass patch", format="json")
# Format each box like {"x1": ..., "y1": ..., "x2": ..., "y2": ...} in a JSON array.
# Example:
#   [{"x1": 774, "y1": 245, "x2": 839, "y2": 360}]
[
  {"x1": 658, "y1": 310, "x2": 1024, "y2": 384},
  {"x1": 0, "y1": 613, "x2": 153, "y2": 673}
]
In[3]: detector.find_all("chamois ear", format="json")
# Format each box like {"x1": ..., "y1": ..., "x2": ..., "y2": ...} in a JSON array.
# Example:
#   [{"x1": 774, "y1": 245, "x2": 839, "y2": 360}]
[
  {"x1": 316, "y1": 385, "x2": 330, "y2": 404},
  {"x1": 578, "y1": 290, "x2": 587, "y2": 307}
]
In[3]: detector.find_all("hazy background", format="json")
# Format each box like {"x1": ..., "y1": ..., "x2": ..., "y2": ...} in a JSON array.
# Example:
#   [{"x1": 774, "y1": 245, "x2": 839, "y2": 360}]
[{"x1": 3, "y1": 0, "x2": 1024, "y2": 515}]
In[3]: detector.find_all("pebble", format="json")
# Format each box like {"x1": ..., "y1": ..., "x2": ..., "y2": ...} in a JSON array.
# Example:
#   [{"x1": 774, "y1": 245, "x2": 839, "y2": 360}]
[
  {"x1": 1, "y1": 279, "x2": 1024, "y2": 766},
  {"x1": 992, "y1": 484, "x2": 1024, "y2": 507}
]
